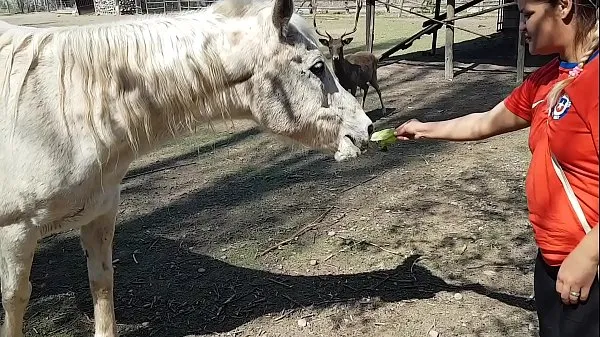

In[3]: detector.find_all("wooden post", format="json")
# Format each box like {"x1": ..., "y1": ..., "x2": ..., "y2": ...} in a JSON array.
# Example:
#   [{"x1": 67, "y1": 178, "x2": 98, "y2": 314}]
[
  {"x1": 430, "y1": 0, "x2": 441, "y2": 55},
  {"x1": 445, "y1": 0, "x2": 455, "y2": 80},
  {"x1": 398, "y1": 0, "x2": 405, "y2": 17},
  {"x1": 516, "y1": 12, "x2": 526, "y2": 83},
  {"x1": 365, "y1": 0, "x2": 375, "y2": 53}
]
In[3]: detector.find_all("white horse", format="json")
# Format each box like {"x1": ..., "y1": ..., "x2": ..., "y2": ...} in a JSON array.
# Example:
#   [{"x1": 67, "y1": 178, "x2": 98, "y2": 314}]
[{"x1": 0, "y1": 0, "x2": 374, "y2": 335}]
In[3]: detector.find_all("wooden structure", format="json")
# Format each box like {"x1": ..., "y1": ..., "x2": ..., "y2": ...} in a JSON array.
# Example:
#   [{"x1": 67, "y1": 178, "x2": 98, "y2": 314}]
[
  {"x1": 362, "y1": 0, "x2": 525, "y2": 82},
  {"x1": 376, "y1": 0, "x2": 486, "y2": 59}
]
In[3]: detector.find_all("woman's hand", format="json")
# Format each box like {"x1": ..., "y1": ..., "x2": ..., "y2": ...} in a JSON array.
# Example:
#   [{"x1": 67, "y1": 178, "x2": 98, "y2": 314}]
[
  {"x1": 556, "y1": 227, "x2": 599, "y2": 305},
  {"x1": 394, "y1": 119, "x2": 426, "y2": 140}
]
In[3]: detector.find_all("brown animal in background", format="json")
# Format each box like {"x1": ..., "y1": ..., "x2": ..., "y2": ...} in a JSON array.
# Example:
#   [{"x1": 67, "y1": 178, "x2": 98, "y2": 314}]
[{"x1": 313, "y1": 0, "x2": 385, "y2": 112}]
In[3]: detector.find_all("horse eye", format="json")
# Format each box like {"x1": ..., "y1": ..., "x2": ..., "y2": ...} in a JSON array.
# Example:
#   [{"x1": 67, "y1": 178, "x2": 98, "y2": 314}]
[{"x1": 310, "y1": 61, "x2": 325, "y2": 76}]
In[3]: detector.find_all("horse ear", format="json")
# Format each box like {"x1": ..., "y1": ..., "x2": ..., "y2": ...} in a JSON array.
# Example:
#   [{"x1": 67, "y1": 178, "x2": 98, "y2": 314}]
[{"x1": 272, "y1": 0, "x2": 294, "y2": 38}]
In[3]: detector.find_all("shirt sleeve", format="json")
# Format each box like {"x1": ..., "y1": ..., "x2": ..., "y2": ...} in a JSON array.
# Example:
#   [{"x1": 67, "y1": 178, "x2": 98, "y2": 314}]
[{"x1": 503, "y1": 74, "x2": 537, "y2": 123}]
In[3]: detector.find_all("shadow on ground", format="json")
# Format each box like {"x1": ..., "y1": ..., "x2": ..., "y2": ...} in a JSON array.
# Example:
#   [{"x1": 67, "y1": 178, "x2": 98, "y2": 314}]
[
  {"x1": 28, "y1": 236, "x2": 535, "y2": 337},
  {"x1": 372, "y1": 31, "x2": 554, "y2": 71}
]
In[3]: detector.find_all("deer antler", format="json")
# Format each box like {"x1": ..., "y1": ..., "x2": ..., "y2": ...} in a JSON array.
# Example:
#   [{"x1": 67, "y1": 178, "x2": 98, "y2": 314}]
[
  {"x1": 312, "y1": 0, "x2": 331, "y2": 39},
  {"x1": 341, "y1": 0, "x2": 362, "y2": 39}
]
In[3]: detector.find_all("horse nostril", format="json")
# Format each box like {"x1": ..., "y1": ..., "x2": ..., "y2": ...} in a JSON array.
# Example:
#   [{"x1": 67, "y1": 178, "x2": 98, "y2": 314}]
[{"x1": 367, "y1": 124, "x2": 374, "y2": 136}]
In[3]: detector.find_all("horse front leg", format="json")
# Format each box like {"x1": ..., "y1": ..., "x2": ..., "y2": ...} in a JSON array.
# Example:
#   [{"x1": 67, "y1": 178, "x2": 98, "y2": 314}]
[
  {"x1": 80, "y1": 206, "x2": 119, "y2": 337},
  {"x1": 0, "y1": 222, "x2": 39, "y2": 337}
]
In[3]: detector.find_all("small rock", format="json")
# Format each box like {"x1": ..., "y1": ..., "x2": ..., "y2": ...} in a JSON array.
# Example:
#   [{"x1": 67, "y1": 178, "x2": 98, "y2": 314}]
[
  {"x1": 327, "y1": 231, "x2": 336, "y2": 236},
  {"x1": 309, "y1": 259, "x2": 318, "y2": 266},
  {"x1": 428, "y1": 329, "x2": 439, "y2": 337},
  {"x1": 277, "y1": 264, "x2": 284, "y2": 270},
  {"x1": 483, "y1": 270, "x2": 497, "y2": 276},
  {"x1": 297, "y1": 318, "x2": 307, "y2": 327},
  {"x1": 141, "y1": 322, "x2": 150, "y2": 328},
  {"x1": 454, "y1": 293, "x2": 463, "y2": 300},
  {"x1": 197, "y1": 268, "x2": 206, "y2": 273}
]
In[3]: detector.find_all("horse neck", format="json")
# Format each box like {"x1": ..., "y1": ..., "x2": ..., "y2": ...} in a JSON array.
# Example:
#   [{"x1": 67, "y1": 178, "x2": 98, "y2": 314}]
[{"x1": 62, "y1": 14, "x2": 257, "y2": 156}]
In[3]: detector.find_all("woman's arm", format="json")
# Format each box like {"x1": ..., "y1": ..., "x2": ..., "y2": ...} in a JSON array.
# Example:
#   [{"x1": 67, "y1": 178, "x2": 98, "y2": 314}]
[{"x1": 395, "y1": 101, "x2": 530, "y2": 141}]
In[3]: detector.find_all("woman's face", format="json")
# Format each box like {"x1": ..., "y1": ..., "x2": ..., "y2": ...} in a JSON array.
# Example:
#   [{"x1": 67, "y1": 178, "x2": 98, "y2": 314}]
[{"x1": 518, "y1": 0, "x2": 571, "y2": 55}]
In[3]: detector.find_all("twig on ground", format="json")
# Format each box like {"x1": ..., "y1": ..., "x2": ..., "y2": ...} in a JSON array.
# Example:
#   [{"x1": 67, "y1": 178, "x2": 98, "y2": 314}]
[
  {"x1": 365, "y1": 241, "x2": 402, "y2": 255},
  {"x1": 338, "y1": 236, "x2": 402, "y2": 256},
  {"x1": 464, "y1": 263, "x2": 520, "y2": 270},
  {"x1": 324, "y1": 241, "x2": 358, "y2": 261},
  {"x1": 339, "y1": 175, "x2": 378, "y2": 193},
  {"x1": 427, "y1": 318, "x2": 437, "y2": 335},
  {"x1": 123, "y1": 162, "x2": 197, "y2": 180},
  {"x1": 266, "y1": 278, "x2": 293, "y2": 288},
  {"x1": 274, "y1": 309, "x2": 297, "y2": 321},
  {"x1": 370, "y1": 272, "x2": 400, "y2": 290},
  {"x1": 410, "y1": 255, "x2": 426, "y2": 282},
  {"x1": 282, "y1": 294, "x2": 305, "y2": 308},
  {"x1": 256, "y1": 206, "x2": 335, "y2": 257},
  {"x1": 147, "y1": 239, "x2": 159, "y2": 251}
]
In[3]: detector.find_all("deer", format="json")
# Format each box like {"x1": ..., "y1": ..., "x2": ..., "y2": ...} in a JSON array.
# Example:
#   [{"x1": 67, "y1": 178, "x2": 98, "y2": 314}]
[{"x1": 313, "y1": 0, "x2": 385, "y2": 113}]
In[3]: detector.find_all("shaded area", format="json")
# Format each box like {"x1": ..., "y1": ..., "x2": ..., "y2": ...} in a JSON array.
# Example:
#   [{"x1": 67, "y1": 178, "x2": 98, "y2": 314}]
[
  {"x1": 27, "y1": 235, "x2": 535, "y2": 336},
  {"x1": 328, "y1": 26, "x2": 555, "y2": 79},
  {"x1": 124, "y1": 127, "x2": 262, "y2": 181},
  {"x1": 377, "y1": 31, "x2": 554, "y2": 70}
]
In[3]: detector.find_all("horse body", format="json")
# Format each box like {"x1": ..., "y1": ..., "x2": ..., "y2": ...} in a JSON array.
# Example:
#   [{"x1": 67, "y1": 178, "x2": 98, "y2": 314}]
[{"x1": 0, "y1": 0, "x2": 373, "y2": 335}]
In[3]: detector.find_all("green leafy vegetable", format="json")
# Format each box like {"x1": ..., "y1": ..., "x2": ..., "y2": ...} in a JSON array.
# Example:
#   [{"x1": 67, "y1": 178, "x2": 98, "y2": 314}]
[{"x1": 370, "y1": 128, "x2": 398, "y2": 151}]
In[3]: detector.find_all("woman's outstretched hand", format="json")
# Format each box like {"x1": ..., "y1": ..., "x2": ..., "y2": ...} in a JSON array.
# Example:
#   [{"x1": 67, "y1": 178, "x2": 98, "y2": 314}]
[{"x1": 394, "y1": 119, "x2": 426, "y2": 140}]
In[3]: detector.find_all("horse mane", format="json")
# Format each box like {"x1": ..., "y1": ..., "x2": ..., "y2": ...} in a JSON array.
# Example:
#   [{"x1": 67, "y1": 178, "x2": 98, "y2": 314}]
[{"x1": 0, "y1": 0, "x2": 319, "y2": 156}]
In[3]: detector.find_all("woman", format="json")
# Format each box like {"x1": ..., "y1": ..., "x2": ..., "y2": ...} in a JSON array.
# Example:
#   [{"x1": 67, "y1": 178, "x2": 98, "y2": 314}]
[{"x1": 394, "y1": 0, "x2": 599, "y2": 335}]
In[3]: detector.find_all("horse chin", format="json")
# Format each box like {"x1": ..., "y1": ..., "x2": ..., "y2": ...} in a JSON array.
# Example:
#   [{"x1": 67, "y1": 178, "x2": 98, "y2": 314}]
[{"x1": 334, "y1": 135, "x2": 363, "y2": 162}]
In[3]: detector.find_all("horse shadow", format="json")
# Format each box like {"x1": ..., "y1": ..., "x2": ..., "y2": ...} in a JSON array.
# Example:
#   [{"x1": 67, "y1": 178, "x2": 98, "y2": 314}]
[
  {"x1": 367, "y1": 107, "x2": 396, "y2": 123},
  {"x1": 27, "y1": 235, "x2": 535, "y2": 337}
]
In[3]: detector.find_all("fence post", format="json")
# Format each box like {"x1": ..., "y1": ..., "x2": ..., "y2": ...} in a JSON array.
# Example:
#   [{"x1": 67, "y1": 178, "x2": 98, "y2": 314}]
[
  {"x1": 365, "y1": 0, "x2": 375, "y2": 52},
  {"x1": 445, "y1": 0, "x2": 455, "y2": 80},
  {"x1": 516, "y1": 12, "x2": 526, "y2": 83}
]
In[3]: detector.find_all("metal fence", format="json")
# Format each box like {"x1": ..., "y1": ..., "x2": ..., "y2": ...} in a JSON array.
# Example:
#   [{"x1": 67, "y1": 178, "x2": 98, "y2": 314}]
[{"x1": 2, "y1": 0, "x2": 73, "y2": 13}]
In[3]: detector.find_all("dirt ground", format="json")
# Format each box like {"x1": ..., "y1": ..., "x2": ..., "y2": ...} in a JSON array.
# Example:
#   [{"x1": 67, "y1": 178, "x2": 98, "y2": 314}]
[{"x1": 2, "y1": 10, "x2": 552, "y2": 337}]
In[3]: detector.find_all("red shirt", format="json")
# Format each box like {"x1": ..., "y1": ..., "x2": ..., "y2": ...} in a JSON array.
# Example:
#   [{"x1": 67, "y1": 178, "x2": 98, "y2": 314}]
[{"x1": 504, "y1": 52, "x2": 599, "y2": 266}]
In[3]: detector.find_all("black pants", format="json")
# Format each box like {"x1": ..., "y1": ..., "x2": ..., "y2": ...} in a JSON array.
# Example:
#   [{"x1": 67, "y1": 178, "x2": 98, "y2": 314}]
[{"x1": 535, "y1": 250, "x2": 599, "y2": 337}]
